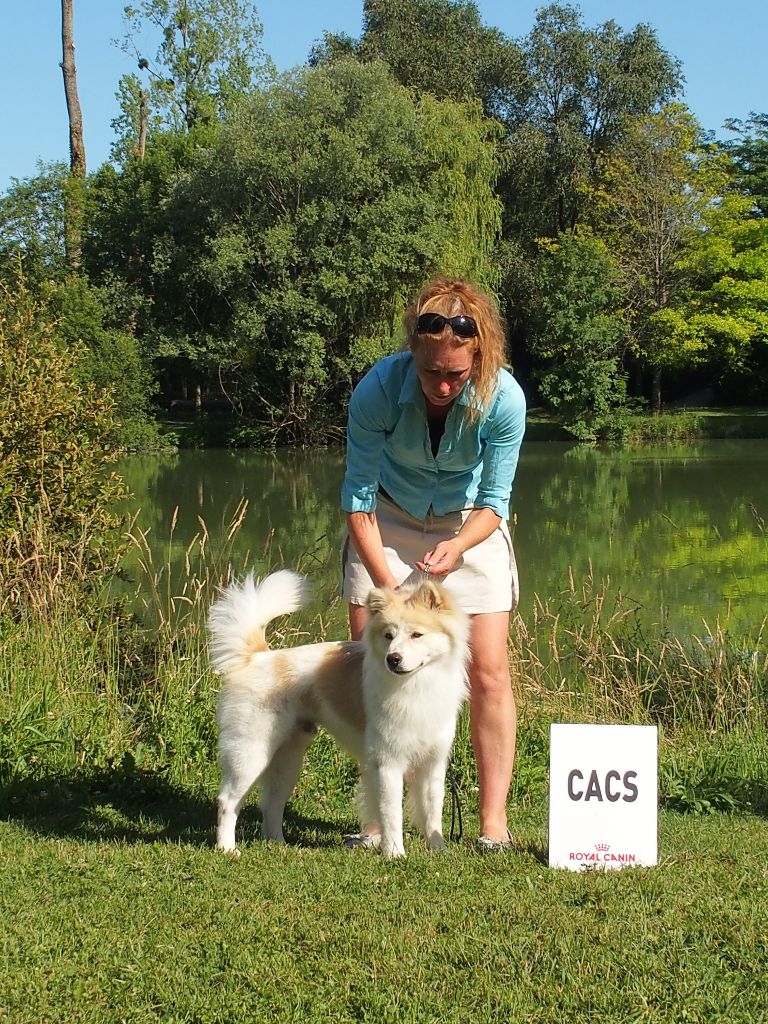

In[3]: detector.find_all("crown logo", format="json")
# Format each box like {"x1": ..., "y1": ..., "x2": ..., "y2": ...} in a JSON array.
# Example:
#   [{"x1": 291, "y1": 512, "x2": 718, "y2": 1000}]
[{"x1": 595, "y1": 843, "x2": 610, "y2": 852}]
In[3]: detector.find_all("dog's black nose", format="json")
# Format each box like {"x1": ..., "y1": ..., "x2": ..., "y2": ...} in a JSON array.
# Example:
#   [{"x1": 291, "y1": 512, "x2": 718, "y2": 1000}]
[{"x1": 386, "y1": 652, "x2": 402, "y2": 670}]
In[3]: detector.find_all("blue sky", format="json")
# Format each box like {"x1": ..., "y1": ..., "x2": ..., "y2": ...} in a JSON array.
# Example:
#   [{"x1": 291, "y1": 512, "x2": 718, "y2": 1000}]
[{"x1": 2, "y1": 1, "x2": 765, "y2": 192}]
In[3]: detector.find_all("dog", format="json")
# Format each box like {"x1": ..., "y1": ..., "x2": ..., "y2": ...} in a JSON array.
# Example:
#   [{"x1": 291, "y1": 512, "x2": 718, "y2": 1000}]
[{"x1": 207, "y1": 570, "x2": 470, "y2": 858}]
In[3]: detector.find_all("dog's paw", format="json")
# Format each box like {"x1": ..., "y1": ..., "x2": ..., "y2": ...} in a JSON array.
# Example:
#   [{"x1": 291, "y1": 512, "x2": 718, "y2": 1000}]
[
  {"x1": 380, "y1": 841, "x2": 406, "y2": 859},
  {"x1": 216, "y1": 843, "x2": 241, "y2": 857}
]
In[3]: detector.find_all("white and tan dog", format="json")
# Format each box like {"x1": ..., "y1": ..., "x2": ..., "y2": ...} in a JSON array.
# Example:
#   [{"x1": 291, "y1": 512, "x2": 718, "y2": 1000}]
[{"x1": 208, "y1": 570, "x2": 469, "y2": 858}]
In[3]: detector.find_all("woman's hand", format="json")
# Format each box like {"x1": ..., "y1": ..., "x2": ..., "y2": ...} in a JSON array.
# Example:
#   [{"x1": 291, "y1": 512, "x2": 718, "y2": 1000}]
[
  {"x1": 415, "y1": 538, "x2": 463, "y2": 578},
  {"x1": 415, "y1": 508, "x2": 502, "y2": 579}
]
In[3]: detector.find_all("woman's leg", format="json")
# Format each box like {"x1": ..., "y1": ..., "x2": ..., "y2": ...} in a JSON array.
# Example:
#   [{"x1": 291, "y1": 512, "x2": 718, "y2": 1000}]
[
  {"x1": 468, "y1": 611, "x2": 516, "y2": 842},
  {"x1": 348, "y1": 602, "x2": 367, "y2": 641},
  {"x1": 345, "y1": 602, "x2": 381, "y2": 844}
]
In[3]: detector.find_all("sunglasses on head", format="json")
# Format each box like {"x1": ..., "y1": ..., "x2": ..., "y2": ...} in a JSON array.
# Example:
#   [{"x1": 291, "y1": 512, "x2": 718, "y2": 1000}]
[{"x1": 416, "y1": 312, "x2": 478, "y2": 339}]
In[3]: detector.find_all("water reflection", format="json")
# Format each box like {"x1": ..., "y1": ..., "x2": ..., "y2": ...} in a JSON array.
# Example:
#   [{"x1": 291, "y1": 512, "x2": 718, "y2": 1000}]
[{"x1": 118, "y1": 440, "x2": 768, "y2": 639}]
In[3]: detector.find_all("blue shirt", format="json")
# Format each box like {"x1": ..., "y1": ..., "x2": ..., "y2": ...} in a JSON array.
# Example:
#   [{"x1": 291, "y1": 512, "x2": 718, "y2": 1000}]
[{"x1": 341, "y1": 352, "x2": 526, "y2": 520}]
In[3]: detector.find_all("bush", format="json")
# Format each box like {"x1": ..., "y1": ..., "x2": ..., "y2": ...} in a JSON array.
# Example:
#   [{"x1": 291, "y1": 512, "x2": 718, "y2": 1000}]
[
  {"x1": 47, "y1": 274, "x2": 161, "y2": 451},
  {"x1": 528, "y1": 231, "x2": 631, "y2": 441},
  {"x1": 0, "y1": 275, "x2": 127, "y2": 613}
]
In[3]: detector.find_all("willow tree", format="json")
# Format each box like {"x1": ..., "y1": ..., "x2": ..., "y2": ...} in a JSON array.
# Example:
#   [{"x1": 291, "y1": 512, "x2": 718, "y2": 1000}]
[
  {"x1": 134, "y1": 59, "x2": 503, "y2": 442},
  {"x1": 60, "y1": 0, "x2": 86, "y2": 270}
]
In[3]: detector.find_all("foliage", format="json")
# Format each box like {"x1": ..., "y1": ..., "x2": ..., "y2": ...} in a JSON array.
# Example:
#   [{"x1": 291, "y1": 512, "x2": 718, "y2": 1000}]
[
  {"x1": 722, "y1": 112, "x2": 768, "y2": 218},
  {"x1": 47, "y1": 275, "x2": 161, "y2": 449},
  {"x1": 596, "y1": 104, "x2": 729, "y2": 408},
  {"x1": 0, "y1": 162, "x2": 69, "y2": 283},
  {"x1": 528, "y1": 230, "x2": 631, "y2": 440},
  {"x1": 0, "y1": 276, "x2": 127, "y2": 612},
  {"x1": 661, "y1": 191, "x2": 768, "y2": 399},
  {"x1": 312, "y1": 0, "x2": 523, "y2": 118},
  {"x1": 0, "y1": 170, "x2": 161, "y2": 449},
  {"x1": 86, "y1": 130, "x2": 202, "y2": 299},
  {"x1": 85, "y1": 129, "x2": 221, "y2": 415},
  {"x1": 114, "y1": 0, "x2": 274, "y2": 154},
  {"x1": 2, "y1": 3, "x2": 765, "y2": 442},
  {"x1": 501, "y1": 4, "x2": 683, "y2": 241},
  {"x1": 113, "y1": 59, "x2": 503, "y2": 443}
]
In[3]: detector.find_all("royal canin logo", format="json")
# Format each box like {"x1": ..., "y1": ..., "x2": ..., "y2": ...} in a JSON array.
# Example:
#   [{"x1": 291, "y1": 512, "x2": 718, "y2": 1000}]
[{"x1": 568, "y1": 843, "x2": 637, "y2": 865}]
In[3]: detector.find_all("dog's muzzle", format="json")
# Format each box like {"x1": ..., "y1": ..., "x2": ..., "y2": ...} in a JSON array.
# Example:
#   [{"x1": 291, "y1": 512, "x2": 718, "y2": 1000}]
[{"x1": 386, "y1": 652, "x2": 409, "y2": 674}]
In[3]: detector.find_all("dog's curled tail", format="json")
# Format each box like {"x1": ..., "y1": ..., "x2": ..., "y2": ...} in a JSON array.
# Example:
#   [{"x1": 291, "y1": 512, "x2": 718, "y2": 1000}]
[{"x1": 207, "y1": 570, "x2": 311, "y2": 676}]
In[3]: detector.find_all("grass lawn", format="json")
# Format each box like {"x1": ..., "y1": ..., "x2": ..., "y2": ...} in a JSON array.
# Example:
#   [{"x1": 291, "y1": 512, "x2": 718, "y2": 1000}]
[
  {"x1": 2, "y1": 771, "x2": 767, "y2": 1024},
  {"x1": 3, "y1": 504, "x2": 766, "y2": 1022}
]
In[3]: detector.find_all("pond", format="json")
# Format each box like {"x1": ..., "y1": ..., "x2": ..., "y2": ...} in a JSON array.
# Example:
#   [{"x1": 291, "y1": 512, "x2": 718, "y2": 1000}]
[{"x1": 117, "y1": 440, "x2": 768, "y2": 641}]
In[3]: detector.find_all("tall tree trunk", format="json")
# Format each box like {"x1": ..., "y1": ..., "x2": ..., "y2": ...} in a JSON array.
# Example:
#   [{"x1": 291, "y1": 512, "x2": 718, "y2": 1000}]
[
  {"x1": 136, "y1": 90, "x2": 148, "y2": 160},
  {"x1": 651, "y1": 365, "x2": 662, "y2": 413},
  {"x1": 60, "y1": 0, "x2": 86, "y2": 271}
]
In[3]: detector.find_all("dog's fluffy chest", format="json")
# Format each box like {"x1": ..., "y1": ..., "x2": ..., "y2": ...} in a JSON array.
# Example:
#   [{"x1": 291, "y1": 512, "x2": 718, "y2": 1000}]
[{"x1": 362, "y1": 658, "x2": 466, "y2": 760}]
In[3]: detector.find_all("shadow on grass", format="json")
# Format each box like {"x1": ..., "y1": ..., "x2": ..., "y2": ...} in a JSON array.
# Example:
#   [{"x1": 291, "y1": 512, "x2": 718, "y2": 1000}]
[{"x1": 0, "y1": 766, "x2": 351, "y2": 849}]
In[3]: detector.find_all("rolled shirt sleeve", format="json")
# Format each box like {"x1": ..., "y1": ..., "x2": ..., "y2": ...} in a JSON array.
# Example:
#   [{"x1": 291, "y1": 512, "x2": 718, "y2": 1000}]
[
  {"x1": 341, "y1": 366, "x2": 391, "y2": 514},
  {"x1": 474, "y1": 371, "x2": 527, "y2": 519}
]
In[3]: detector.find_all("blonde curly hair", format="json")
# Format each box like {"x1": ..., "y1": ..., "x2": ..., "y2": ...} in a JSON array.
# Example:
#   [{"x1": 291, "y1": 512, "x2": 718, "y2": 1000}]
[{"x1": 403, "y1": 276, "x2": 507, "y2": 420}]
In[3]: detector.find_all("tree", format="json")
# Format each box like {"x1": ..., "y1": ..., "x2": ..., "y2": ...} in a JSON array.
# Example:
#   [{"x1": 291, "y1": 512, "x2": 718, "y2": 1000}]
[
  {"x1": 0, "y1": 166, "x2": 159, "y2": 449},
  {"x1": 60, "y1": 0, "x2": 86, "y2": 269},
  {"x1": 596, "y1": 104, "x2": 724, "y2": 409},
  {"x1": 109, "y1": 59, "x2": 503, "y2": 442},
  {"x1": 114, "y1": 0, "x2": 273, "y2": 154},
  {"x1": 502, "y1": 3, "x2": 682, "y2": 241},
  {"x1": 0, "y1": 163, "x2": 69, "y2": 283},
  {"x1": 658, "y1": 191, "x2": 768, "y2": 401},
  {"x1": 48, "y1": 275, "x2": 160, "y2": 449},
  {"x1": 0, "y1": 275, "x2": 126, "y2": 611},
  {"x1": 311, "y1": 0, "x2": 523, "y2": 118},
  {"x1": 528, "y1": 230, "x2": 629, "y2": 440},
  {"x1": 722, "y1": 113, "x2": 768, "y2": 218}
]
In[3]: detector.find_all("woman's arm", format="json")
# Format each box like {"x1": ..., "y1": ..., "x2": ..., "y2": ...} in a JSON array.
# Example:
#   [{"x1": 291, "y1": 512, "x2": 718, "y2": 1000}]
[
  {"x1": 416, "y1": 378, "x2": 524, "y2": 578},
  {"x1": 346, "y1": 510, "x2": 400, "y2": 590}
]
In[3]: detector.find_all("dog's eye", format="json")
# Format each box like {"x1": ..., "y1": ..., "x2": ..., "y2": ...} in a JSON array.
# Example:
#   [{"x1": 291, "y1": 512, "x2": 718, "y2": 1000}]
[
  {"x1": 383, "y1": 629, "x2": 396, "y2": 640},
  {"x1": 410, "y1": 631, "x2": 423, "y2": 639}
]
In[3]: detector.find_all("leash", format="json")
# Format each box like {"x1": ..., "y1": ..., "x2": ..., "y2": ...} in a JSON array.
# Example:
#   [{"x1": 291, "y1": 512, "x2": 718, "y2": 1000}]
[{"x1": 448, "y1": 755, "x2": 463, "y2": 843}]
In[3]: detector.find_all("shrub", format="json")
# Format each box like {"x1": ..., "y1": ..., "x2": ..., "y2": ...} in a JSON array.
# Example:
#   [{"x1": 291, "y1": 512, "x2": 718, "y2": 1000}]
[
  {"x1": 47, "y1": 274, "x2": 161, "y2": 451},
  {"x1": 0, "y1": 274, "x2": 127, "y2": 613}
]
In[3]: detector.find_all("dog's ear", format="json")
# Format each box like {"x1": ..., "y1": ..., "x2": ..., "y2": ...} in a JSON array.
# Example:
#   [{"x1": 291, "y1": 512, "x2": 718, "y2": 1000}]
[
  {"x1": 408, "y1": 580, "x2": 445, "y2": 611},
  {"x1": 365, "y1": 587, "x2": 391, "y2": 616}
]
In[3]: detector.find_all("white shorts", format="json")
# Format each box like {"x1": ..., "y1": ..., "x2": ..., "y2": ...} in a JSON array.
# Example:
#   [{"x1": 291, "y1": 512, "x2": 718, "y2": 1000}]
[{"x1": 342, "y1": 492, "x2": 519, "y2": 614}]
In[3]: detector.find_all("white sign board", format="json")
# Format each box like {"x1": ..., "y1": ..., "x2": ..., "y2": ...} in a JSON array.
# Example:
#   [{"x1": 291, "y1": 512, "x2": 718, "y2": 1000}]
[{"x1": 548, "y1": 723, "x2": 658, "y2": 871}]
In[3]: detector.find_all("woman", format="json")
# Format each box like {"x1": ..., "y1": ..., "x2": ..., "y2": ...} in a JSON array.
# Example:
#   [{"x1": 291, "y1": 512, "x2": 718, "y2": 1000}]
[{"x1": 341, "y1": 275, "x2": 526, "y2": 850}]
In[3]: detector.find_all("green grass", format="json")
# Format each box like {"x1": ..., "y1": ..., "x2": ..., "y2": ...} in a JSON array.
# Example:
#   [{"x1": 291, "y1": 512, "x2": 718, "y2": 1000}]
[
  {"x1": 2, "y1": 788, "x2": 768, "y2": 1023},
  {"x1": 2, "y1": 517, "x2": 768, "y2": 1022},
  {"x1": 522, "y1": 406, "x2": 768, "y2": 444},
  {"x1": 2, "y1": 631, "x2": 767, "y2": 1024}
]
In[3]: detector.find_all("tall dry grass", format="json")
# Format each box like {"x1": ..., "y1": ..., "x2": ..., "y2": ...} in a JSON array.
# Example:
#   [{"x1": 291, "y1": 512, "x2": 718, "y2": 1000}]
[
  {"x1": 2, "y1": 504, "x2": 766, "y2": 813},
  {"x1": 511, "y1": 566, "x2": 767, "y2": 733}
]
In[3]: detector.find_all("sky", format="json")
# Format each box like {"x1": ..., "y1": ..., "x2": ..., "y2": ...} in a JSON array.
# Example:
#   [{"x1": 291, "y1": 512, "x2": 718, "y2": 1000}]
[{"x1": 2, "y1": 1, "x2": 766, "y2": 193}]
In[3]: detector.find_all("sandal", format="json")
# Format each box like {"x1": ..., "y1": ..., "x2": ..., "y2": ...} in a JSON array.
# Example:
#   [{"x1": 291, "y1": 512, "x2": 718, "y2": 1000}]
[
  {"x1": 343, "y1": 832, "x2": 382, "y2": 850},
  {"x1": 476, "y1": 830, "x2": 514, "y2": 853}
]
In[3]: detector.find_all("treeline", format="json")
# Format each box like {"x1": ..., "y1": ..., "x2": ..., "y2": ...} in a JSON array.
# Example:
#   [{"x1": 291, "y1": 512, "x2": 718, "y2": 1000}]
[{"x1": 2, "y1": 0, "x2": 767, "y2": 446}]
